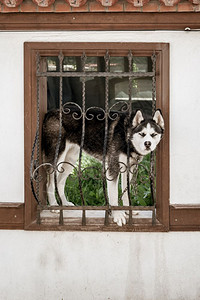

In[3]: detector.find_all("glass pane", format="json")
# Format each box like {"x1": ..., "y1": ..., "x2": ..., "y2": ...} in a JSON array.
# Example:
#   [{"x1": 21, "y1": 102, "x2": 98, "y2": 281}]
[
  {"x1": 85, "y1": 57, "x2": 98, "y2": 72},
  {"x1": 62, "y1": 56, "x2": 104, "y2": 72},
  {"x1": 133, "y1": 78, "x2": 152, "y2": 100},
  {"x1": 47, "y1": 77, "x2": 59, "y2": 111},
  {"x1": 47, "y1": 55, "x2": 154, "y2": 112},
  {"x1": 110, "y1": 57, "x2": 127, "y2": 72},
  {"x1": 109, "y1": 77, "x2": 153, "y2": 116},
  {"x1": 63, "y1": 56, "x2": 77, "y2": 71},
  {"x1": 110, "y1": 78, "x2": 152, "y2": 101},
  {"x1": 47, "y1": 57, "x2": 59, "y2": 72},
  {"x1": 133, "y1": 57, "x2": 152, "y2": 72}
]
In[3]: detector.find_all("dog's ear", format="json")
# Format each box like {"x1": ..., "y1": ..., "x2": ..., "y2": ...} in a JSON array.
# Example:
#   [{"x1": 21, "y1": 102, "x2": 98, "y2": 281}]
[
  {"x1": 153, "y1": 109, "x2": 165, "y2": 130},
  {"x1": 132, "y1": 110, "x2": 144, "y2": 128}
]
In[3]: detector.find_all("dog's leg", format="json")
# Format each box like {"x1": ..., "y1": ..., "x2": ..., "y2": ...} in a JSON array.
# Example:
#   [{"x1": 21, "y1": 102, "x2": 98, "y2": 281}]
[
  {"x1": 46, "y1": 142, "x2": 79, "y2": 207},
  {"x1": 119, "y1": 153, "x2": 130, "y2": 207},
  {"x1": 120, "y1": 154, "x2": 138, "y2": 216},
  {"x1": 121, "y1": 170, "x2": 129, "y2": 207},
  {"x1": 46, "y1": 171, "x2": 57, "y2": 206},
  {"x1": 121, "y1": 169, "x2": 138, "y2": 217},
  {"x1": 56, "y1": 143, "x2": 79, "y2": 206},
  {"x1": 106, "y1": 162, "x2": 127, "y2": 226},
  {"x1": 46, "y1": 148, "x2": 69, "y2": 207},
  {"x1": 107, "y1": 175, "x2": 127, "y2": 226}
]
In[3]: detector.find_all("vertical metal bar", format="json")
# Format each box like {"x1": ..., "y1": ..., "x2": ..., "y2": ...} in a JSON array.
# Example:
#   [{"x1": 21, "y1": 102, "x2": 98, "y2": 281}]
[
  {"x1": 127, "y1": 50, "x2": 133, "y2": 225},
  {"x1": 36, "y1": 53, "x2": 41, "y2": 224},
  {"x1": 59, "y1": 209, "x2": 64, "y2": 226},
  {"x1": 30, "y1": 53, "x2": 40, "y2": 204},
  {"x1": 79, "y1": 52, "x2": 87, "y2": 226},
  {"x1": 103, "y1": 50, "x2": 110, "y2": 226},
  {"x1": 30, "y1": 130, "x2": 40, "y2": 205},
  {"x1": 29, "y1": 52, "x2": 42, "y2": 224},
  {"x1": 36, "y1": 53, "x2": 40, "y2": 202},
  {"x1": 150, "y1": 151, "x2": 156, "y2": 225},
  {"x1": 151, "y1": 52, "x2": 157, "y2": 225},
  {"x1": 53, "y1": 51, "x2": 64, "y2": 225},
  {"x1": 151, "y1": 52, "x2": 156, "y2": 116},
  {"x1": 36, "y1": 206, "x2": 41, "y2": 225}
]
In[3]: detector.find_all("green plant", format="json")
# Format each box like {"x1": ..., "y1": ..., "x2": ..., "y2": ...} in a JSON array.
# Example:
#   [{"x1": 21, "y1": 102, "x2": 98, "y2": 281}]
[{"x1": 65, "y1": 153, "x2": 154, "y2": 206}]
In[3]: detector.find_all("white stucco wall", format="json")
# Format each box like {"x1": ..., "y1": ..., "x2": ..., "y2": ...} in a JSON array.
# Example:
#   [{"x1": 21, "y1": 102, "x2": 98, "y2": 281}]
[
  {"x1": 0, "y1": 31, "x2": 200, "y2": 300},
  {"x1": 0, "y1": 230, "x2": 200, "y2": 300}
]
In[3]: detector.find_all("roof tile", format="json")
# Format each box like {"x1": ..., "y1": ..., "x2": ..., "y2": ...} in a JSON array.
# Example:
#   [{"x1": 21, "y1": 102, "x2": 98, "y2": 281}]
[
  {"x1": 0, "y1": 0, "x2": 199, "y2": 11},
  {"x1": 0, "y1": 0, "x2": 23, "y2": 7},
  {"x1": 65, "y1": 0, "x2": 86, "y2": 7},
  {"x1": 160, "y1": 0, "x2": 180, "y2": 6},
  {"x1": 97, "y1": 0, "x2": 118, "y2": 6},
  {"x1": 127, "y1": 0, "x2": 149, "y2": 7},
  {"x1": 188, "y1": 0, "x2": 200, "y2": 4},
  {"x1": 32, "y1": 0, "x2": 54, "y2": 6}
]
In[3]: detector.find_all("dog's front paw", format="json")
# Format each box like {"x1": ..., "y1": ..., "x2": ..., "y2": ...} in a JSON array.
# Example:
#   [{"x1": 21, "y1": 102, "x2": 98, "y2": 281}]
[{"x1": 112, "y1": 211, "x2": 127, "y2": 226}]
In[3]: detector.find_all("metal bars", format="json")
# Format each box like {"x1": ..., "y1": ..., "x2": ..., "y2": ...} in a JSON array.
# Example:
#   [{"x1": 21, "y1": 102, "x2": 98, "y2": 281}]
[
  {"x1": 103, "y1": 51, "x2": 110, "y2": 226},
  {"x1": 37, "y1": 71, "x2": 155, "y2": 78},
  {"x1": 127, "y1": 50, "x2": 133, "y2": 225},
  {"x1": 151, "y1": 52, "x2": 157, "y2": 224},
  {"x1": 79, "y1": 52, "x2": 87, "y2": 225},
  {"x1": 31, "y1": 50, "x2": 158, "y2": 228}
]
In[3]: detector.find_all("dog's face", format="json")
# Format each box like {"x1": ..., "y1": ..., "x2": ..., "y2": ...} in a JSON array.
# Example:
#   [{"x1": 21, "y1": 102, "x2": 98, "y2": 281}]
[{"x1": 131, "y1": 110, "x2": 164, "y2": 156}]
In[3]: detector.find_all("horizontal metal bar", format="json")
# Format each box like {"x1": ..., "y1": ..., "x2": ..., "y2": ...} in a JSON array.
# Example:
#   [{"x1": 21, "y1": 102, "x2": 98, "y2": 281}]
[
  {"x1": 38, "y1": 205, "x2": 155, "y2": 211},
  {"x1": 36, "y1": 71, "x2": 155, "y2": 78}
]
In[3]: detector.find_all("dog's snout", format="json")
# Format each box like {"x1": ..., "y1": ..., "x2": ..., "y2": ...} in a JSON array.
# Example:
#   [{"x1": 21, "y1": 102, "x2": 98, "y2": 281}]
[{"x1": 144, "y1": 141, "x2": 151, "y2": 148}]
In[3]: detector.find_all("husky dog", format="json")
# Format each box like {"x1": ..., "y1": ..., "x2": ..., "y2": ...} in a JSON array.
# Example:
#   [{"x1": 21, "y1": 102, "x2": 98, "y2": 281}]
[{"x1": 42, "y1": 107, "x2": 164, "y2": 226}]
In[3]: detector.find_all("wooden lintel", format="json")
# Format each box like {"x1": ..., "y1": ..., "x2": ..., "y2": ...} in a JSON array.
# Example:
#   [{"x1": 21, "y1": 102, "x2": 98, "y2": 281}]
[{"x1": 0, "y1": 12, "x2": 200, "y2": 31}]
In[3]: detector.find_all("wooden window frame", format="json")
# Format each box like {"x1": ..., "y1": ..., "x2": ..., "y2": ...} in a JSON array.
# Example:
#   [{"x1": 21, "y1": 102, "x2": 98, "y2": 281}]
[
  {"x1": 1, "y1": 12, "x2": 200, "y2": 230},
  {"x1": 23, "y1": 42, "x2": 169, "y2": 231}
]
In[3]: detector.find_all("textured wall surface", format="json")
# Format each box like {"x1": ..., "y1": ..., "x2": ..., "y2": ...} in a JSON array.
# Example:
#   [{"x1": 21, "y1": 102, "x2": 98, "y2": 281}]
[{"x1": 0, "y1": 230, "x2": 200, "y2": 300}]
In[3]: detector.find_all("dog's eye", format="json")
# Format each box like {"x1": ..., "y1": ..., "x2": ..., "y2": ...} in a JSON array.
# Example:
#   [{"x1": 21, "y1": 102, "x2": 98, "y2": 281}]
[
  {"x1": 139, "y1": 133, "x2": 146, "y2": 137},
  {"x1": 151, "y1": 133, "x2": 157, "y2": 138}
]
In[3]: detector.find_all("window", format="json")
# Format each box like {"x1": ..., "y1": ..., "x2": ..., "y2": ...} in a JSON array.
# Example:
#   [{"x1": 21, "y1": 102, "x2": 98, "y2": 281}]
[{"x1": 24, "y1": 42, "x2": 169, "y2": 231}]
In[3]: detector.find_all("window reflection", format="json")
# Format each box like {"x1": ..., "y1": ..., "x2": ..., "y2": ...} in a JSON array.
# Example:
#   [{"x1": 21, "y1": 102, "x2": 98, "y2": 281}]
[{"x1": 47, "y1": 55, "x2": 153, "y2": 115}]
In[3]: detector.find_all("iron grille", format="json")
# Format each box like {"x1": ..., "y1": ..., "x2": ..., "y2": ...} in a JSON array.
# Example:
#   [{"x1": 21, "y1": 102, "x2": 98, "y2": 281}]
[{"x1": 30, "y1": 49, "x2": 157, "y2": 229}]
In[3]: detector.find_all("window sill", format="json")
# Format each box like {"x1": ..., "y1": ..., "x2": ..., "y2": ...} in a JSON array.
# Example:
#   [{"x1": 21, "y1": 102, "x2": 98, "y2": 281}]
[
  {"x1": 25, "y1": 209, "x2": 168, "y2": 232},
  {"x1": 170, "y1": 204, "x2": 200, "y2": 231},
  {"x1": 1, "y1": 203, "x2": 200, "y2": 231}
]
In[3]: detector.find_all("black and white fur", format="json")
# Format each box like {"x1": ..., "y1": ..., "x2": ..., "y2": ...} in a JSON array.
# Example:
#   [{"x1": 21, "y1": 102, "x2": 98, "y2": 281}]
[{"x1": 42, "y1": 108, "x2": 164, "y2": 226}]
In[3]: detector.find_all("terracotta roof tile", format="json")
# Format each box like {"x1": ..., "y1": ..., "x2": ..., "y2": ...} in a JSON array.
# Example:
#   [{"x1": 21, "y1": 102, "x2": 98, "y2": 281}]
[
  {"x1": 0, "y1": 0, "x2": 23, "y2": 7},
  {"x1": 189, "y1": 0, "x2": 200, "y2": 4},
  {"x1": 160, "y1": 0, "x2": 180, "y2": 6},
  {"x1": 97, "y1": 0, "x2": 118, "y2": 6},
  {"x1": 0, "y1": 0, "x2": 199, "y2": 11},
  {"x1": 127, "y1": 0, "x2": 150, "y2": 7},
  {"x1": 65, "y1": 0, "x2": 87, "y2": 7},
  {"x1": 32, "y1": 0, "x2": 54, "y2": 6}
]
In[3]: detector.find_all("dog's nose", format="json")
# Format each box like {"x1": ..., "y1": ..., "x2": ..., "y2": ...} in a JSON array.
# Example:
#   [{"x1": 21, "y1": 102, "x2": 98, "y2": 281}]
[{"x1": 144, "y1": 141, "x2": 151, "y2": 149}]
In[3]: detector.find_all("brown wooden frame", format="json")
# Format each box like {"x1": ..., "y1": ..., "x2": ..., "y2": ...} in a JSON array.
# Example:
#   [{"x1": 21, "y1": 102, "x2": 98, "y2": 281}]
[{"x1": 23, "y1": 41, "x2": 169, "y2": 231}]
